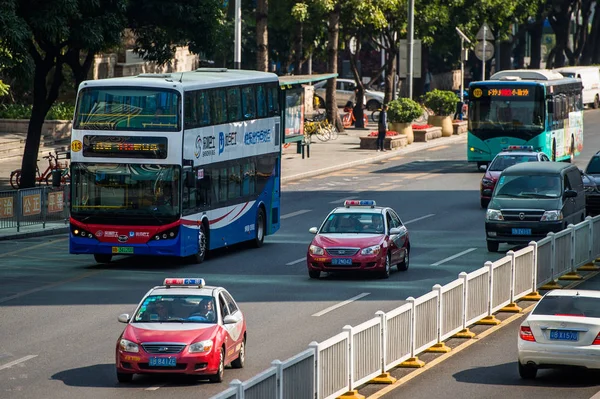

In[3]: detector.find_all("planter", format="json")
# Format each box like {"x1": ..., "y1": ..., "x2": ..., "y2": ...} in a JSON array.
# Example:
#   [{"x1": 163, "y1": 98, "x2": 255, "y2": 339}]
[
  {"x1": 360, "y1": 135, "x2": 408, "y2": 150},
  {"x1": 429, "y1": 115, "x2": 453, "y2": 137},
  {"x1": 452, "y1": 120, "x2": 468, "y2": 135},
  {"x1": 413, "y1": 126, "x2": 442, "y2": 142},
  {"x1": 390, "y1": 122, "x2": 414, "y2": 144}
]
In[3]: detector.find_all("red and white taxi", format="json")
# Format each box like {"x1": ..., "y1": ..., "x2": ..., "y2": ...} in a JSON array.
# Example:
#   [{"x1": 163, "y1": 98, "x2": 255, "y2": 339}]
[
  {"x1": 115, "y1": 278, "x2": 246, "y2": 383},
  {"x1": 307, "y1": 200, "x2": 410, "y2": 279}
]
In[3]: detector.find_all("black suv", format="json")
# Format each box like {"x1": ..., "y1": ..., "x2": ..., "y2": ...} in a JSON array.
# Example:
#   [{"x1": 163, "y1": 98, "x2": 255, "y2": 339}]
[{"x1": 582, "y1": 151, "x2": 600, "y2": 216}]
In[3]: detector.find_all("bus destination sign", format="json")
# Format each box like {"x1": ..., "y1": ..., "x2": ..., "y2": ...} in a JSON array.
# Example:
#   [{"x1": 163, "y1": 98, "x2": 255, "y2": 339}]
[{"x1": 82, "y1": 135, "x2": 168, "y2": 159}]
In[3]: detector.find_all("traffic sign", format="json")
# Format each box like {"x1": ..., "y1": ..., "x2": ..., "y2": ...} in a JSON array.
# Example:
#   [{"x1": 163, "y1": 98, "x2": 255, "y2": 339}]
[
  {"x1": 349, "y1": 37, "x2": 357, "y2": 55},
  {"x1": 474, "y1": 41, "x2": 495, "y2": 61},
  {"x1": 476, "y1": 23, "x2": 494, "y2": 41}
]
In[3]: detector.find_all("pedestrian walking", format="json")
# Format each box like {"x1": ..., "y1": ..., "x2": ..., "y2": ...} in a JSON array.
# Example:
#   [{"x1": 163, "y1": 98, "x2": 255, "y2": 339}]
[{"x1": 377, "y1": 104, "x2": 388, "y2": 152}]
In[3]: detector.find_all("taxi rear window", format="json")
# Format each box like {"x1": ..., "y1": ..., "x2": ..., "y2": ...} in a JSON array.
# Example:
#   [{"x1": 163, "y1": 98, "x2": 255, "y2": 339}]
[{"x1": 532, "y1": 295, "x2": 600, "y2": 318}]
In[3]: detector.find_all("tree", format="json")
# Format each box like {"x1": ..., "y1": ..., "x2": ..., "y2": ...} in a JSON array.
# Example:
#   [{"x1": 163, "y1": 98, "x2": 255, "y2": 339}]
[
  {"x1": 256, "y1": 0, "x2": 269, "y2": 71},
  {"x1": 0, "y1": 0, "x2": 223, "y2": 188}
]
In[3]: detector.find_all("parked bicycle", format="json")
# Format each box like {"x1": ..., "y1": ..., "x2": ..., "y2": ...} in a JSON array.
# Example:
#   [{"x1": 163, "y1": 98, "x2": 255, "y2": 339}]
[{"x1": 10, "y1": 151, "x2": 70, "y2": 189}]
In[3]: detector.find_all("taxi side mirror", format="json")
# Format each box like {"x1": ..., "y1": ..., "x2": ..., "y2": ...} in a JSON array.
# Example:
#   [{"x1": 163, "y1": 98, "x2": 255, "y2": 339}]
[
  {"x1": 118, "y1": 313, "x2": 130, "y2": 323},
  {"x1": 223, "y1": 315, "x2": 237, "y2": 325},
  {"x1": 389, "y1": 227, "x2": 402, "y2": 235},
  {"x1": 309, "y1": 227, "x2": 318, "y2": 234}
]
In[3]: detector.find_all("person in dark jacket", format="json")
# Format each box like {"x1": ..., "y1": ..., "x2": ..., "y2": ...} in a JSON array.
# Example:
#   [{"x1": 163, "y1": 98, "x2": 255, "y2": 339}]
[{"x1": 377, "y1": 104, "x2": 388, "y2": 152}]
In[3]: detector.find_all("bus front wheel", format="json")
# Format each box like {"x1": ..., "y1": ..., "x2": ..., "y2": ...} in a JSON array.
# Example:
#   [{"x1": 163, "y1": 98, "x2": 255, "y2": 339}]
[
  {"x1": 194, "y1": 223, "x2": 208, "y2": 263},
  {"x1": 253, "y1": 208, "x2": 266, "y2": 248}
]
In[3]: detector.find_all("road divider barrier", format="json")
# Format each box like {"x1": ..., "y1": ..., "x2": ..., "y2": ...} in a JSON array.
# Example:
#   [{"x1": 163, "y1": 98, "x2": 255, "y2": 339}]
[
  {"x1": 210, "y1": 216, "x2": 600, "y2": 399},
  {"x1": 0, "y1": 185, "x2": 69, "y2": 231}
]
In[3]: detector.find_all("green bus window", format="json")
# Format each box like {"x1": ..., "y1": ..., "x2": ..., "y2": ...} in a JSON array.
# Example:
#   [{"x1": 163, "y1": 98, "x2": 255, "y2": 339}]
[
  {"x1": 228, "y1": 87, "x2": 242, "y2": 122},
  {"x1": 211, "y1": 89, "x2": 228, "y2": 125},
  {"x1": 256, "y1": 85, "x2": 267, "y2": 118},
  {"x1": 242, "y1": 86, "x2": 256, "y2": 120}
]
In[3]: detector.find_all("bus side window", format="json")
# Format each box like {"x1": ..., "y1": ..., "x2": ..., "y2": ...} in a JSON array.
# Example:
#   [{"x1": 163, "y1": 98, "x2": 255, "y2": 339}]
[
  {"x1": 256, "y1": 85, "x2": 267, "y2": 118},
  {"x1": 242, "y1": 86, "x2": 256, "y2": 120},
  {"x1": 267, "y1": 84, "x2": 280, "y2": 116},
  {"x1": 197, "y1": 91, "x2": 211, "y2": 126},
  {"x1": 228, "y1": 164, "x2": 241, "y2": 200},
  {"x1": 228, "y1": 87, "x2": 242, "y2": 122},
  {"x1": 211, "y1": 168, "x2": 221, "y2": 203},
  {"x1": 195, "y1": 171, "x2": 211, "y2": 208},
  {"x1": 211, "y1": 89, "x2": 227, "y2": 125},
  {"x1": 242, "y1": 160, "x2": 256, "y2": 196},
  {"x1": 184, "y1": 92, "x2": 197, "y2": 129},
  {"x1": 182, "y1": 169, "x2": 196, "y2": 214}
]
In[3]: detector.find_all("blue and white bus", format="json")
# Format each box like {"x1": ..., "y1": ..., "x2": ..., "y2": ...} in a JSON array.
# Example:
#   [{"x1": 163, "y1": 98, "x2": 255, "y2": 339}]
[{"x1": 69, "y1": 68, "x2": 282, "y2": 263}]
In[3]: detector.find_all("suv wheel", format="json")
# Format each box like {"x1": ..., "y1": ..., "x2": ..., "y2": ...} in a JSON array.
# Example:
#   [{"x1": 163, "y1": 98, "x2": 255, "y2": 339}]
[{"x1": 487, "y1": 240, "x2": 499, "y2": 252}]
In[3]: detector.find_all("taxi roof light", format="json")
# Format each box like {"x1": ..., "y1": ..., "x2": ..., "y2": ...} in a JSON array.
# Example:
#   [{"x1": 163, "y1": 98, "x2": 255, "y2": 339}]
[
  {"x1": 344, "y1": 200, "x2": 376, "y2": 208},
  {"x1": 163, "y1": 278, "x2": 205, "y2": 288},
  {"x1": 504, "y1": 145, "x2": 534, "y2": 152}
]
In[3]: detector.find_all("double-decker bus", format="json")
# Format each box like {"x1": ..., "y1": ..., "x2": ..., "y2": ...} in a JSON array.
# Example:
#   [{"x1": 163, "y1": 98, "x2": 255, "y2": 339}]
[
  {"x1": 468, "y1": 69, "x2": 583, "y2": 168},
  {"x1": 69, "y1": 68, "x2": 282, "y2": 263}
]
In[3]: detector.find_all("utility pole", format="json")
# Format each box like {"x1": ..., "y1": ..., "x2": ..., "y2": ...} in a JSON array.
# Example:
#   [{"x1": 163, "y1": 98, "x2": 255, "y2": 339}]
[
  {"x1": 234, "y1": 0, "x2": 242, "y2": 69},
  {"x1": 407, "y1": 0, "x2": 415, "y2": 99},
  {"x1": 481, "y1": 25, "x2": 486, "y2": 80}
]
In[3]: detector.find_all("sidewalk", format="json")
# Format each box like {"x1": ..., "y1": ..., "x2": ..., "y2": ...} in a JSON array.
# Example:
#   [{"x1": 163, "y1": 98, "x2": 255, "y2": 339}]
[{"x1": 0, "y1": 121, "x2": 467, "y2": 240}]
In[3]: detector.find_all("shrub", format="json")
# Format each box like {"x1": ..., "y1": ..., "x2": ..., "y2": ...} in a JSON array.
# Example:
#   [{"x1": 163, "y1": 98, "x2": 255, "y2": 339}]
[
  {"x1": 422, "y1": 89, "x2": 459, "y2": 116},
  {"x1": 0, "y1": 103, "x2": 75, "y2": 120},
  {"x1": 386, "y1": 97, "x2": 423, "y2": 123}
]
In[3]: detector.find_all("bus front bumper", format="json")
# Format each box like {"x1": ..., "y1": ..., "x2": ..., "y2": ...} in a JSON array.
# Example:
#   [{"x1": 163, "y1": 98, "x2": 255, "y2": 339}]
[{"x1": 69, "y1": 235, "x2": 182, "y2": 257}]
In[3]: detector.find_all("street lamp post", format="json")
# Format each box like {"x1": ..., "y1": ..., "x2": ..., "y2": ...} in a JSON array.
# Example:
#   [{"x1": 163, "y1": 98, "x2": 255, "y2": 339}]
[
  {"x1": 234, "y1": 0, "x2": 241, "y2": 69},
  {"x1": 407, "y1": 0, "x2": 415, "y2": 99},
  {"x1": 455, "y1": 27, "x2": 471, "y2": 104}
]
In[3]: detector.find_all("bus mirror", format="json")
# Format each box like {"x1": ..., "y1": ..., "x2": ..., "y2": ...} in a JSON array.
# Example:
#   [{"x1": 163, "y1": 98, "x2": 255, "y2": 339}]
[{"x1": 186, "y1": 171, "x2": 195, "y2": 188}]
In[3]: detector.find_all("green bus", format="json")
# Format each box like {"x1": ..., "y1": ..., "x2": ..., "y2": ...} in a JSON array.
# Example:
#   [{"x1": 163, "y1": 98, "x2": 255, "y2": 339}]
[{"x1": 468, "y1": 69, "x2": 583, "y2": 168}]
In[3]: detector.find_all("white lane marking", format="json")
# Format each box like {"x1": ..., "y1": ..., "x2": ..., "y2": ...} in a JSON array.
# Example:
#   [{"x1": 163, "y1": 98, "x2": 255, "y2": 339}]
[
  {"x1": 0, "y1": 271, "x2": 102, "y2": 304},
  {"x1": 329, "y1": 196, "x2": 358, "y2": 204},
  {"x1": 312, "y1": 293, "x2": 371, "y2": 317},
  {"x1": 431, "y1": 248, "x2": 477, "y2": 266},
  {"x1": 281, "y1": 209, "x2": 311, "y2": 220},
  {"x1": 0, "y1": 355, "x2": 37, "y2": 371},
  {"x1": 145, "y1": 385, "x2": 165, "y2": 391},
  {"x1": 403, "y1": 214, "x2": 435, "y2": 225},
  {"x1": 286, "y1": 257, "x2": 306, "y2": 266}
]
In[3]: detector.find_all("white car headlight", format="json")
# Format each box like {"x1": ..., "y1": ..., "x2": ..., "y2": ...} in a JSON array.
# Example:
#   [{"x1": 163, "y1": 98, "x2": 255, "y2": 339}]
[
  {"x1": 309, "y1": 245, "x2": 324, "y2": 255},
  {"x1": 486, "y1": 209, "x2": 504, "y2": 221},
  {"x1": 119, "y1": 339, "x2": 139, "y2": 353},
  {"x1": 541, "y1": 210, "x2": 563, "y2": 221},
  {"x1": 361, "y1": 245, "x2": 381, "y2": 255},
  {"x1": 189, "y1": 339, "x2": 213, "y2": 354}
]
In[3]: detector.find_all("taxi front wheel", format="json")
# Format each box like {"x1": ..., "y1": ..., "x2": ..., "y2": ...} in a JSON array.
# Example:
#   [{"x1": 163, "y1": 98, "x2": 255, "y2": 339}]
[
  {"x1": 116, "y1": 371, "x2": 133, "y2": 383},
  {"x1": 309, "y1": 270, "x2": 321, "y2": 279},
  {"x1": 209, "y1": 346, "x2": 225, "y2": 383}
]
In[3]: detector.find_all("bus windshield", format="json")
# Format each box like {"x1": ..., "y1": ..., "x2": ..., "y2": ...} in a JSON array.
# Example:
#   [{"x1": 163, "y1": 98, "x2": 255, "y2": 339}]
[
  {"x1": 469, "y1": 85, "x2": 545, "y2": 141},
  {"x1": 71, "y1": 163, "x2": 180, "y2": 225},
  {"x1": 74, "y1": 87, "x2": 180, "y2": 132}
]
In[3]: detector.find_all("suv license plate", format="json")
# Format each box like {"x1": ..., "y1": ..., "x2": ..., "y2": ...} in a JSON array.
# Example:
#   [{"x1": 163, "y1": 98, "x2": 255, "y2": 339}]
[{"x1": 512, "y1": 228, "x2": 531, "y2": 235}]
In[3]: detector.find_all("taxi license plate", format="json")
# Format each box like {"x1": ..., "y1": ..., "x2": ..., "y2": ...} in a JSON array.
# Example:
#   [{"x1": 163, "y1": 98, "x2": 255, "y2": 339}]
[
  {"x1": 512, "y1": 228, "x2": 531, "y2": 235},
  {"x1": 331, "y1": 258, "x2": 353, "y2": 265},
  {"x1": 112, "y1": 247, "x2": 134, "y2": 254},
  {"x1": 148, "y1": 357, "x2": 177, "y2": 367},
  {"x1": 549, "y1": 330, "x2": 578, "y2": 341}
]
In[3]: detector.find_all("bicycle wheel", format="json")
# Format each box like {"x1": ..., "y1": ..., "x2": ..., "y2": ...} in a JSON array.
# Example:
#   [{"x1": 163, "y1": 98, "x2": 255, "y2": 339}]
[
  {"x1": 10, "y1": 170, "x2": 21, "y2": 189},
  {"x1": 327, "y1": 123, "x2": 339, "y2": 140},
  {"x1": 371, "y1": 110, "x2": 380, "y2": 123},
  {"x1": 315, "y1": 125, "x2": 331, "y2": 141}
]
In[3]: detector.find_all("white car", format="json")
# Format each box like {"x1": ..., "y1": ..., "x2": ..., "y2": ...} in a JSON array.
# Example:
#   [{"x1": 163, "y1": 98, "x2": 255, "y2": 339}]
[
  {"x1": 517, "y1": 289, "x2": 600, "y2": 379},
  {"x1": 313, "y1": 79, "x2": 384, "y2": 110}
]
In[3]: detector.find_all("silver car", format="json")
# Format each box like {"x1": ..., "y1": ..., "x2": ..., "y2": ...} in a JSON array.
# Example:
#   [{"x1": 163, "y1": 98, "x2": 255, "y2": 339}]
[{"x1": 314, "y1": 78, "x2": 384, "y2": 110}]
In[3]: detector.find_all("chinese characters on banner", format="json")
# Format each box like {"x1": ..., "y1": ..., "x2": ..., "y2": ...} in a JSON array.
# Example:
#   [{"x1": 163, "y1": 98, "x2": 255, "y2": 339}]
[
  {"x1": 0, "y1": 197, "x2": 13, "y2": 218},
  {"x1": 22, "y1": 194, "x2": 41, "y2": 216},
  {"x1": 48, "y1": 192, "x2": 64, "y2": 213}
]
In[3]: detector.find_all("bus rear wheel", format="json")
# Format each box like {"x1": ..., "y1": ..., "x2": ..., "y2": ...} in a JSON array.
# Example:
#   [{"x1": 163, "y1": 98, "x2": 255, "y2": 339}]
[
  {"x1": 253, "y1": 208, "x2": 265, "y2": 248},
  {"x1": 94, "y1": 254, "x2": 112, "y2": 263}
]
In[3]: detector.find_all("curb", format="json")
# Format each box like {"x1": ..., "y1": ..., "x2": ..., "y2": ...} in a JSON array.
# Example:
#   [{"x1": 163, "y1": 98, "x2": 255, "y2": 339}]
[
  {"x1": 0, "y1": 226, "x2": 69, "y2": 241},
  {"x1": 281, "y1": 134, "x2": 467, "y2": 184}
]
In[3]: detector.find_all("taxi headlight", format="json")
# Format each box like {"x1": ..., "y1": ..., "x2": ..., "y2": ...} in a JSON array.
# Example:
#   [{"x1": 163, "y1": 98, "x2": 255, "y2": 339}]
[
  {"x1": 309, "y1": 245, "x2": 324, "y2": 255},
  {"x1": 541, "y1": 210, "x2": 563, "y2": 221},
  {"x1": 119, "y1": 339, "x2": 139, "y2": 353},
  {"x1": 361, "y1": 245, "x2": 381, "y2": 255},
  {"x1": 486, "y1": 209, "x2": 504, "y2": 221},
  {"x1": 481, "y1": 178, "x2": 494, "y2": 187},
  {"x1": 189, "y1": 339, "x2": 213, "y2": 353}
]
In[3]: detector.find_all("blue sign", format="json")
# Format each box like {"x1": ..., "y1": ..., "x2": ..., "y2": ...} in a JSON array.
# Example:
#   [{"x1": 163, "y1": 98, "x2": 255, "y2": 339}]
[
  {"x1": 244, "y1": 129, "x2": 271, "y2": 145},
  {"x1": 218, "y1": 131, "x2": 237, "y2": 154}
]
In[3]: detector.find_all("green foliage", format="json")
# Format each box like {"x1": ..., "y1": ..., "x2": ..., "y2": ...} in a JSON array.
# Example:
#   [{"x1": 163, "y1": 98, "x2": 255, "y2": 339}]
[
  {"x1": 422, "y1": 89, "x2": 459, "y2": 116},
  {"x1": 0, "y1": 103, "x2": 75, "y2": 120},
  {"x1": 0, "y1": 81, "x2": 9, "y2": 97},
  {"x1": 387, "y1": 97, "x2": 423, "y2": 123}
]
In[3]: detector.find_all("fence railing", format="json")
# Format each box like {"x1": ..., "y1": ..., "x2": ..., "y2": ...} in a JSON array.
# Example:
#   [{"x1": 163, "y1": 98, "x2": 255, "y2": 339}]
[
  {"x1": 210, "y1": 216, "x2": 600, "y2": 399},
  {"x1": 0, "y1": 185, "x2": 70, "y2": 231}
]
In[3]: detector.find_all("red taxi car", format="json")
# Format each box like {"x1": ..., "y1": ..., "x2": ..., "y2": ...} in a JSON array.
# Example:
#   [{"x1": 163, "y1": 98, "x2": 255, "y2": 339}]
[
  {"x1": 115, "y1": 278, "x2": 246, "y2": 383},
  {"x1": 307, "y1": 200, "x2": 410, "y2": 279},
  {"x1": 480, "y1": 146, "x2": 550, "y2": 208}
]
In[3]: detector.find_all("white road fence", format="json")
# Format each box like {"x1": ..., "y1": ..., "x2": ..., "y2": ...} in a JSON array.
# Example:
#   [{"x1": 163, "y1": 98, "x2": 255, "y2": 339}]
[{"x1": 210, "y1": 216, "x2": 600, "y2": 399}]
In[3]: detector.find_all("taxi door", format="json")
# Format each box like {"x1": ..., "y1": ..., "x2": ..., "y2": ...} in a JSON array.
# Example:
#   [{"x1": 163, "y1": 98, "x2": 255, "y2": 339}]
[
  {"x1": 219, "y1": 291, "x2": 244, "y2": 363},
  {"x1": 388, "y1": 210, "x2": 408, "y2": 264}
]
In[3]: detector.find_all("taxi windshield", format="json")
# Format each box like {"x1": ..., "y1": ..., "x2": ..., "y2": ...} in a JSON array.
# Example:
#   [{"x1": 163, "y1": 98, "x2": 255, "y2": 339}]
[
  {"x1": 488, "y1": 154, "x2": 538, "y2": 171},
  {"x1": 133, "y1": 295, "x2": 216, "y2": 323},
  {"x1": 320, "y1": 212, "x2": 384, "y2": 234}
]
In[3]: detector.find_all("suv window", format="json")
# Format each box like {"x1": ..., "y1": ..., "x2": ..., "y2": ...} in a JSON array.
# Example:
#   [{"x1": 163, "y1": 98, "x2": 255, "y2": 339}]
[{"x1": 586, "y1": 156, "x2": 600, "y2": 174}]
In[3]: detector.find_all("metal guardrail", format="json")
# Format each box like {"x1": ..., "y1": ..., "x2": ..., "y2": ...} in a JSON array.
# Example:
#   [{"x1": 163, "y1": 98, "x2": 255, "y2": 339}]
[
  {"x1": 210, "y1": 216, "x2": 600, "y2": 399},
  {"x1": 0, "y1": 185, "x2": 69, "y2": 231}
]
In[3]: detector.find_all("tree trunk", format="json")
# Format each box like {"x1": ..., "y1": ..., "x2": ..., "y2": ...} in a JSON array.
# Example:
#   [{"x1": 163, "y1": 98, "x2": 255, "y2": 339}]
[
  {"x1": 499, "y1": 41, "x2": 512, "y2": 71},
  {"x1": 513, "y1": 25, "x2": 528, "y2": 69},
  {"x1": 66, "y1": 49, "x2": 96, "y2": 90},
  {"x1": 256, "y1": 0, "x2": 269, "y2": 72},
  {"x1": 529, "y1": 20, "x2": 544, "y2": 68},
  {"x1": 349, "y1": 36, "x2": 365, "y2": 127},
  {"x1": 294, "y1": 22, "x2": 303, "y2": 75},
  {"x1": 582, "y1": 2, "x2": 600, "y2": 64},
  {"x1": 326, "y1": 4, "x2": 343, "y2": 132},
  {"x1": 548, "y1": 11, "x2": 572, "y2": 68},
  {"x1": 20, "y1": 56, "x2": 63, "y2": 188},
  {"x1": 384, "y1": 50, "x2": 396, "y2": 104}
]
